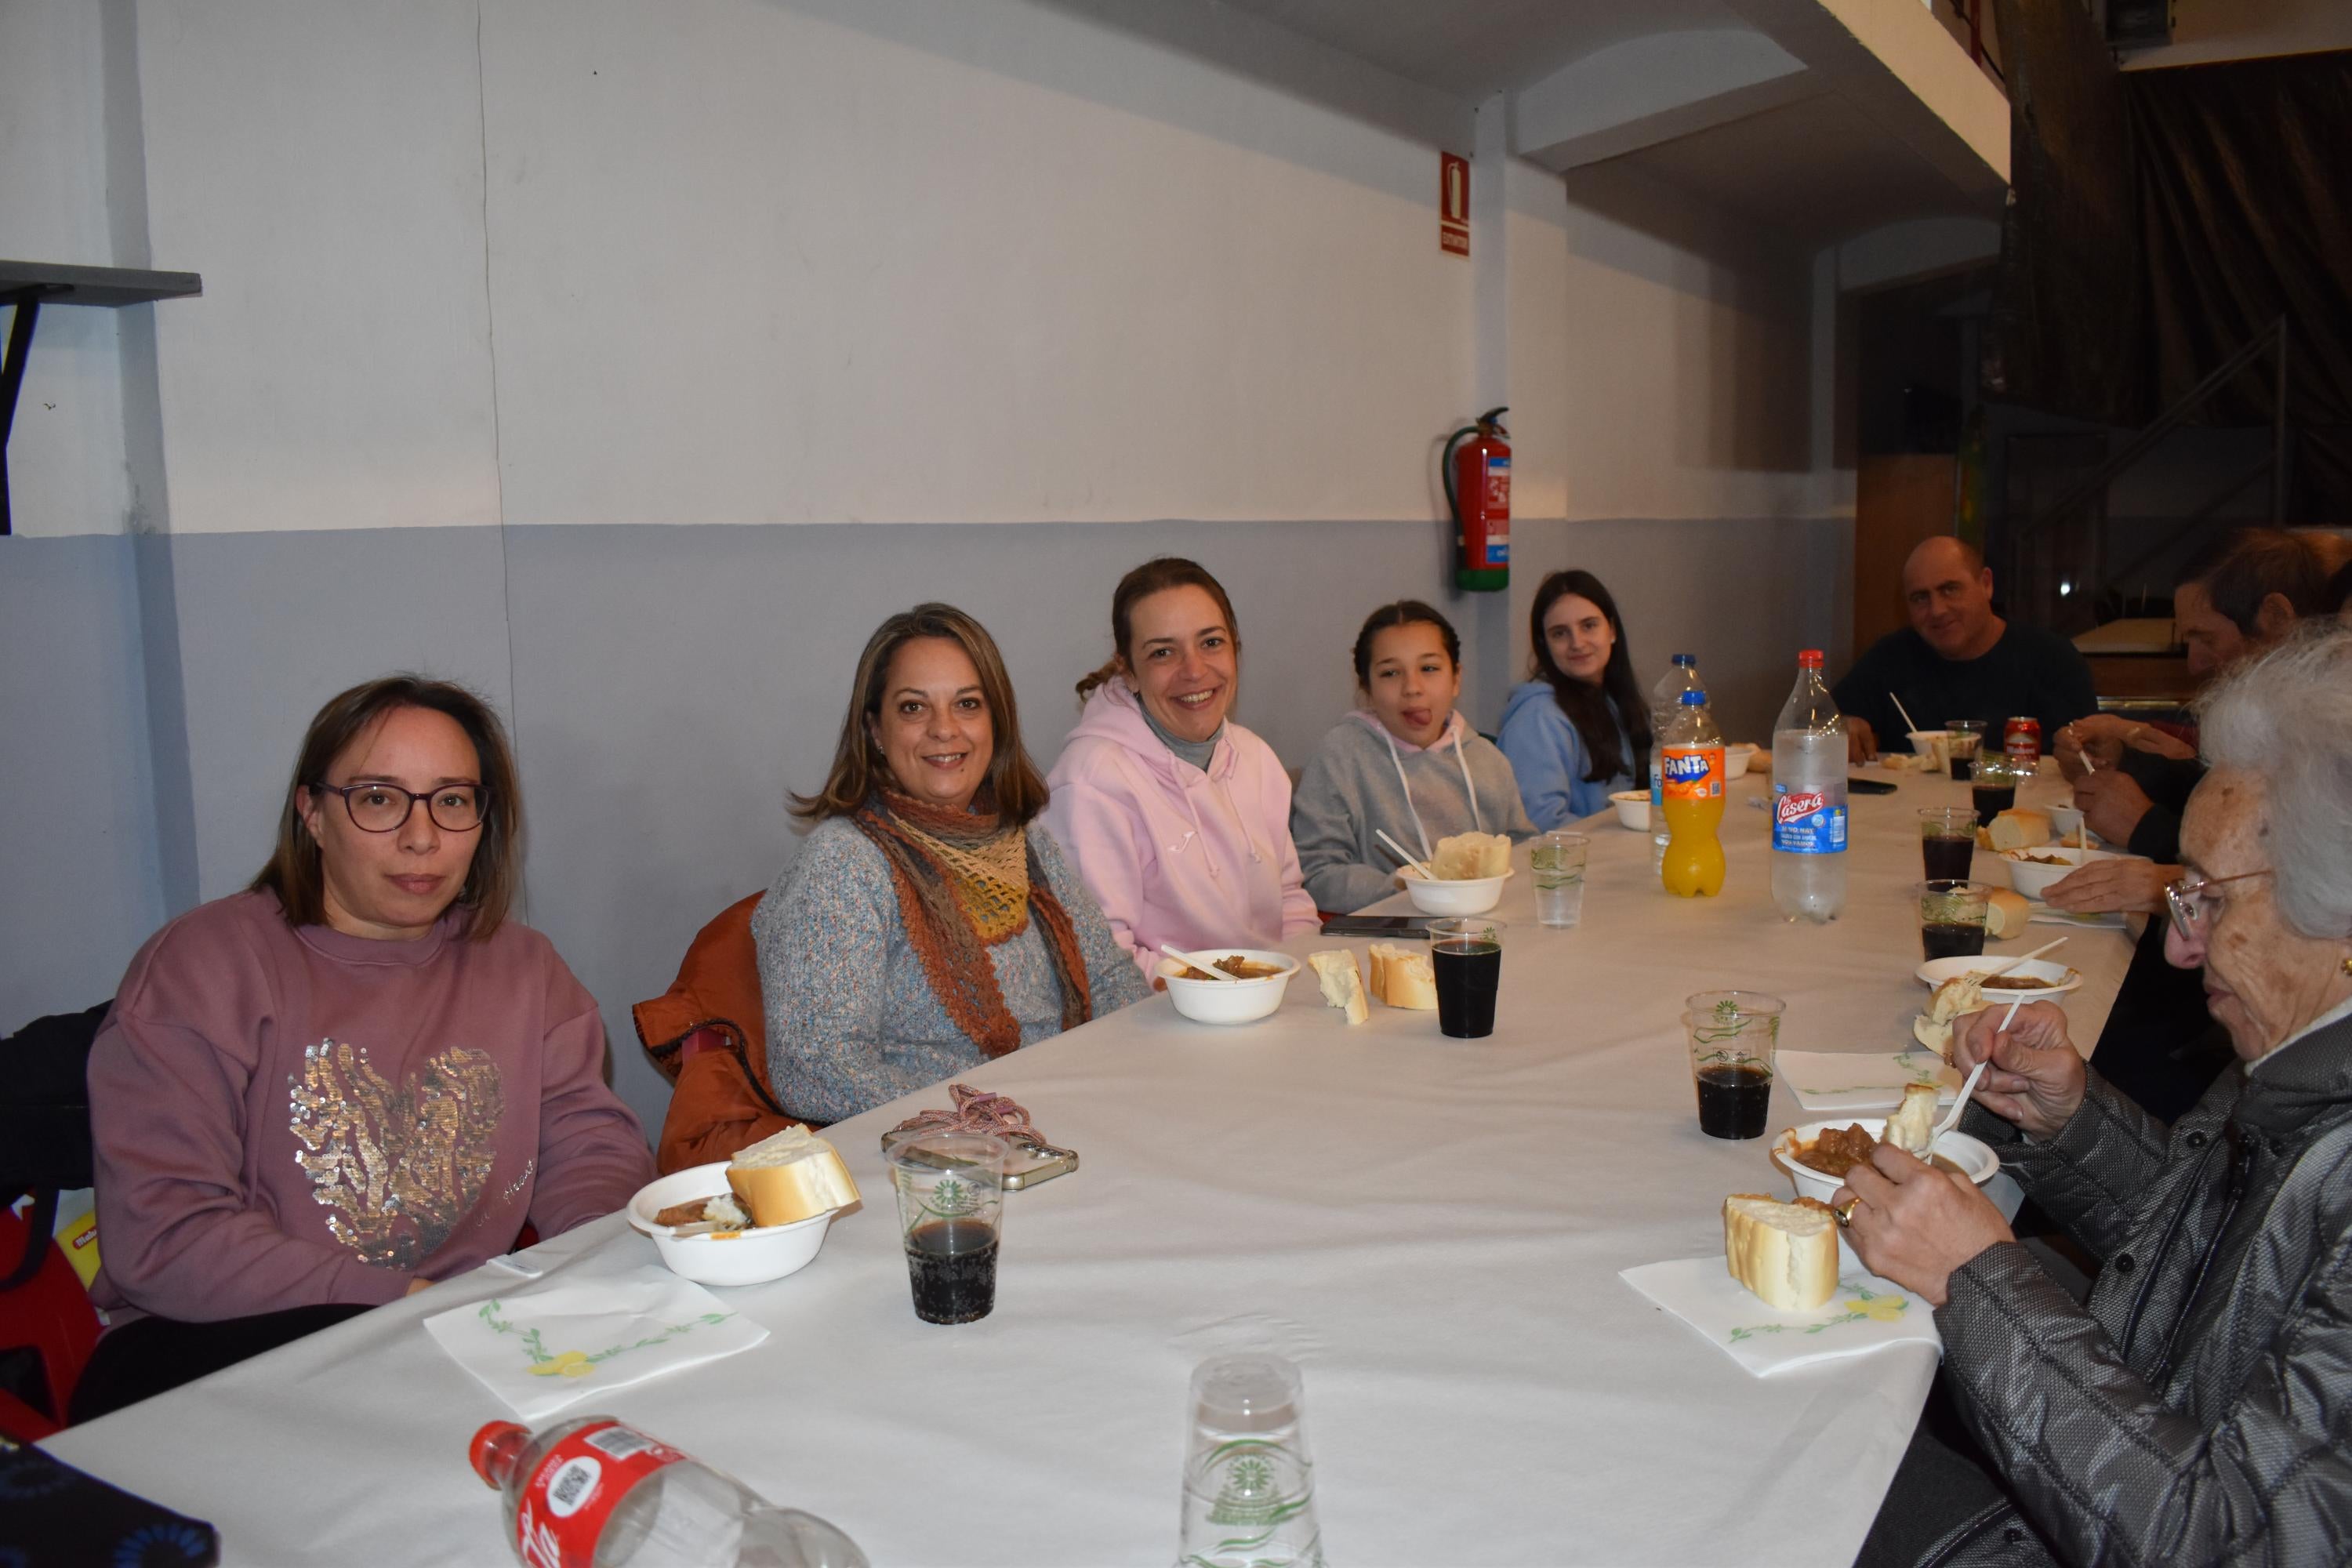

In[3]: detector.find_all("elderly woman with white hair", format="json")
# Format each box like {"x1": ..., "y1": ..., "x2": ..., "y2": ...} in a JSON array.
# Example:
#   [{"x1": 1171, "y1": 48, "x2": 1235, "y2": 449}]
[{"x1": 1831, "y1": 623, "x2": 2352, "y2": 1568}]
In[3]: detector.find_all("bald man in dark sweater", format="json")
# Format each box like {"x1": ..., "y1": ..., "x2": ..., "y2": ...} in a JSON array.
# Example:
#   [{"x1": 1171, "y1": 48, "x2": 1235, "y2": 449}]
[{"x1": 1835, "y1": 537, "x2": 2097, "y2": 762}]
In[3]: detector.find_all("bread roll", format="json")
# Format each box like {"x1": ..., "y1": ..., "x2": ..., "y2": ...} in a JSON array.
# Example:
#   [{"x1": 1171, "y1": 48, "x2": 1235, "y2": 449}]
[
  {"x1": 1988, "y1": 809, "x2": 2053, "y2": 851},
  {"x1": 1722, "y1": 1194, "x2": 1839, "y2": 1311},
  {"x1": 1368, "y1": 943, "x2": 1437, "y2": 1009},
  {"x1": 1431, "y1": 831, "x2": 1511, "y2": 880},
  {"x1": 1912, "y1": 972, "x2": 1992, "y2": 1059},
  {"x1": 726, "y1": 1127, "x2": 861, "y2": 1227},
  {"x1": 1984, "y1": 887, "x2": 2031, "y2": 938},
  {"x1": 1308, "y1": 950, "x2": 1369, "y2": 1025},
  {"x1": 1885, "y1": 1083, "x2": 1939, "y2": 1152}
]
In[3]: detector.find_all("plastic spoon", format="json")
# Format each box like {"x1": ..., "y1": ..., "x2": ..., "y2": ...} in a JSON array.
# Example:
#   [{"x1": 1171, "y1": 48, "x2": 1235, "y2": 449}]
[
  {"x1": 1889, "y1": 691, "x2": 1922, "y2": 735},
  {"x1": 1158, "y1": 942, "x2": 1240, "y2": 982},
  {"x1": 1929, "y1": 1059, "x2": 1989, "y2": 1143},
  {"x1": 1978, "y1": 935, "x2": 2067, "y2": 980},
  {"x1": 1374, "y1": 827, "x2": 1437, "y2": 882}
]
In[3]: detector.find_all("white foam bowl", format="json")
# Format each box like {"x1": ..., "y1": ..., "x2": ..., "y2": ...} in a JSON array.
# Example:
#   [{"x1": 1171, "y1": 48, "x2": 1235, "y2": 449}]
[
  {"x1": 1770, "y1": 1118, "x2": 2000, "y2": 1269},
  {"x1": 1998, "y1": 847, "x2": 2118, "y2": 902},
  {"x1": 1771, "y1": 1118, "x2": 1999, "y2": 1205},
  {"x1": 1724, "y1": 743, "x2": 1758, "y2": 780},
  {"x1": 1915, "y1": 955, "x2": 2083, "y2": 997},
  {"x1": 1907, "y1": 729, "x2": 1952, "y2": 764},
  {"x1": 1157, "y1": 949, "x2": 1301, "y2": 1025},
  {"x1": 1399, "y1": 866, "x2": 1511, "y2": 915},
  {"x1": 626, "y1": 1161, "x2": 837, "y2": 1287},
  {"x1": 1609, "y1": 790, "x2": 1650, "y2": 831}
]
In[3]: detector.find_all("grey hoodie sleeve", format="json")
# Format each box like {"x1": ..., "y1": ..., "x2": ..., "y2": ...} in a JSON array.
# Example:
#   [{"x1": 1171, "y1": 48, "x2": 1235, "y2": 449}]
[{"x1": 1290, "y1": 736, "x2": 1403, "y2": 914}]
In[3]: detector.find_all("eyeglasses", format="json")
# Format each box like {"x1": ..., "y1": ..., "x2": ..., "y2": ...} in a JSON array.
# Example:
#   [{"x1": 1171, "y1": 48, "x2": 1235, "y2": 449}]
[
  {"x1": 2164, "y1": 868, "x2": 2270, "y2": 940},
  {"x1": 310, "y1": 782, "x2": 488, "y2": 834}
]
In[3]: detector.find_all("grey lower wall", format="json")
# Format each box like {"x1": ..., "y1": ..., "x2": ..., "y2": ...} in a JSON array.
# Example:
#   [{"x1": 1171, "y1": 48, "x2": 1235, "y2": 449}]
[
  {"x1": 0, "y1": 535, "x2": 163, "y2": 1031},
  {"x1": 1, "y1": 514, "x2": 1848, "y2": 1134}
]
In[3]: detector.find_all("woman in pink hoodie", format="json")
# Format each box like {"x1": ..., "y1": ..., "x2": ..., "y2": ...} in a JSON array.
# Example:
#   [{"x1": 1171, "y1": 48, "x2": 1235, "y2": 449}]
[{"x1": 1044, "y1": 558, "x2": 1319, "y2": 981}]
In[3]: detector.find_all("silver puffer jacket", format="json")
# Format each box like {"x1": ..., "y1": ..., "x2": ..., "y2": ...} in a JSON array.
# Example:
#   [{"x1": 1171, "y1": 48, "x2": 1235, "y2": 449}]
[{"x1": 1916, "y1": 1012, "x2": 2352, "y2": 1566}]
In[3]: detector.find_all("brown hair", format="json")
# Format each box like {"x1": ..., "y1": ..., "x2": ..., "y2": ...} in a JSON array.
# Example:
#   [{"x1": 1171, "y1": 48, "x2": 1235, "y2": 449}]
[
  {"x1": 1352, "y1": 600, "x2": 1460, "y2": 686},
  {"x1": 2178, "y1": 527, "x2": 2342, "y2": 633},
  {"x1": 250, "y1": 674, "x2": 523, "y2": 940},
  {"x1": 1528, "y1": 568, "x2": 1650, "y2": 786},
  {"x1": 793, "y1": 603, "x2": 1051, "y2": 824},
  {"x1": 1074, "y1": 557, "x2": 1242, "y2": 701}
]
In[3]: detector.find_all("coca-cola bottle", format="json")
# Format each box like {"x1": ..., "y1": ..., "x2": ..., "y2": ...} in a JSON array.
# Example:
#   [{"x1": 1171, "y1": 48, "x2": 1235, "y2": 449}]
[{"x1": 470, "y1": 1417, "x2": 869, "y2": 1568}]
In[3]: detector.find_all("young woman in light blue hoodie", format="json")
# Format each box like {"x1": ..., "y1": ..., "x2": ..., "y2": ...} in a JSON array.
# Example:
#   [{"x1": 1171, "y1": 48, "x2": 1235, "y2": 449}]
[
  {"x1": 1496, "y1": 570, "x2": 1651, "y2": 830},
  {"x1": 1290, "y1": 601, "x2": 1534, "y2": 913}
]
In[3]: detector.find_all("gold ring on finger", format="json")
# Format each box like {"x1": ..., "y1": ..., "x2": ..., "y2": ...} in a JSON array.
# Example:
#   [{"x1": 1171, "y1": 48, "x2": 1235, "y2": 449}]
[{"x1": 1834, "y1": 1198, "x2": 1861, "y2": 1228}]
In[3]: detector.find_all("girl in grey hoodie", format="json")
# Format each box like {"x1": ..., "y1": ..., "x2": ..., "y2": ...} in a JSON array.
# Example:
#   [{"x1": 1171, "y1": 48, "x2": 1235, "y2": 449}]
[{"x1": 1290, "y1": 601, "x2": 1534, "y2": 913}]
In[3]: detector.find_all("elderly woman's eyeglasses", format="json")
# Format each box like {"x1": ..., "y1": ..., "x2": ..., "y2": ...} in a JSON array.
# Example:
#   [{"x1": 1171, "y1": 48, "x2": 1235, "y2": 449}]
[
  {"x1": 311, "y1": 782, "x2": 488, "y2": 834},
  {"x1": 2164, "y1": 869, "x2": 2270, "y2": 940}
]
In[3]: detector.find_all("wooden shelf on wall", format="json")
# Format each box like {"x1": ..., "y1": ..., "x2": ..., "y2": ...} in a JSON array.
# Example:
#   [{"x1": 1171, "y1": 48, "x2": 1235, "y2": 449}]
[{"x1": 2, "y1": 260, "x2": 204, "y2": 536}]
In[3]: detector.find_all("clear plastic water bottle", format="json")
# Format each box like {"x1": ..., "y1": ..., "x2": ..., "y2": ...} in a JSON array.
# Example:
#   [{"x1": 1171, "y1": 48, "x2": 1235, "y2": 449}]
[
  {"x1": 1769, "y1": 649, "x2": 1848, "y2": 923},
  {"x1": 1650, "y1": 655, "x2": 1703, "y2": 868},
  {"x1": 470, "y1": 1417, "x2": 870, "y2": 1568}
]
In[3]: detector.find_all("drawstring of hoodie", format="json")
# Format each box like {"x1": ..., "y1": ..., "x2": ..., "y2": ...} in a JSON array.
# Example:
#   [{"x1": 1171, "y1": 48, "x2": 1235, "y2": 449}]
[{"x1": 1381, "y1": 717, "x2": 1483, "y2": 861}]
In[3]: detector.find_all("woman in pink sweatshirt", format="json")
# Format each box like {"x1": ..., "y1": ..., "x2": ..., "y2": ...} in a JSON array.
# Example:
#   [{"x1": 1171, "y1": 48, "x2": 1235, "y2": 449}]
[
  {"x1": 74, "y1": 676, "x2": 652, "y2": 1421},
  {"x1": 1044, "y1": 558, "x2": 1319, "y2": 981}
]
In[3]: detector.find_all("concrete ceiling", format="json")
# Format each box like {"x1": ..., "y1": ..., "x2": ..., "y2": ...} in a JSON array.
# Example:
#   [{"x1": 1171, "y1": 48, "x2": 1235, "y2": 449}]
[
  {"x1": 1599, "y1": 90, "x2": 2000, "y2": 251},
  {"x1": 1210, "y1": 0, "x2": 1746, "y2": 100}
]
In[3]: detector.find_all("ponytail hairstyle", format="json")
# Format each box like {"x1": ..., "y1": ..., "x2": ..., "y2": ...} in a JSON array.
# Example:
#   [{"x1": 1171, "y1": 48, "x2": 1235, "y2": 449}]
[
  {"x1": 1351, "y1": 600, "x2": 1461, "y2": 687},
  {"x1": 1074, "y1": 557, "x2": 1243, "y2": 702},
  {"x1": 1527, "y1": 569, "x2": 1650, "y2": 786}
]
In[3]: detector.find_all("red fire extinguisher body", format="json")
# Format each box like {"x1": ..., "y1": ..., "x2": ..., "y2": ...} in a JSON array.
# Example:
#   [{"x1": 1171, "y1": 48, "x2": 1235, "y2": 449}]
[{"x1": 1445, "y1": 408, "x2": 1510, "y2": 593}]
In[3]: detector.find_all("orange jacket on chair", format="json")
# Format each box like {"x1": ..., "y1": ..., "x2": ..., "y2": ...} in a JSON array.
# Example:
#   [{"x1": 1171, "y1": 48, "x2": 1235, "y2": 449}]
[{"x1": 633, "y1": 893, "x2": 816, "y2": 1174}]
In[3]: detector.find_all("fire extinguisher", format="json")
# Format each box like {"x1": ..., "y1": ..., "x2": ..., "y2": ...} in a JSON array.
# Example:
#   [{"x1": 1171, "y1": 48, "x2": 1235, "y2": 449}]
[{"x1": 1443, "y1": 406, "x2": 1509, "y2": 593}]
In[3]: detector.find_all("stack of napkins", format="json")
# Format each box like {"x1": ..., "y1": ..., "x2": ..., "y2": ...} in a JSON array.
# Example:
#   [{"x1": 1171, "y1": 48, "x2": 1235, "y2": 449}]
[
  {"x1": 426, "y1": 1263, "x2": 768, "y2": 1420},
  {"x1": 1620, "y1": 1258, "x2": 1940, "y2": 1377},
  {"x1": 1777, "y1": 1049, "x2": 1959, "y2": 1114}
]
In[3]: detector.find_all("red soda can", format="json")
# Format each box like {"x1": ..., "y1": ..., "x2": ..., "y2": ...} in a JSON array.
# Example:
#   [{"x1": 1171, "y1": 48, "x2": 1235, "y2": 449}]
[{"x1": 2004, "y1": 717, "x2": 2042, "y2": 764}]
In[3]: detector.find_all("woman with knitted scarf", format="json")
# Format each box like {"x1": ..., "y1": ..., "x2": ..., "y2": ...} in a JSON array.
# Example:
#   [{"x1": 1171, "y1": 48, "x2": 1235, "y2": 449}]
[{"x1": 753, "y1": 605, "x2": 1147, "y2": 1123}]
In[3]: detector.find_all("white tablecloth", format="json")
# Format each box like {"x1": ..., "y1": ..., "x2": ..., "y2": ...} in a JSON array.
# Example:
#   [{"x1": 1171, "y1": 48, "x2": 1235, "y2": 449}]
[{"x1": 46, "y1": 762, "x2": 2131, "y2": 1566}]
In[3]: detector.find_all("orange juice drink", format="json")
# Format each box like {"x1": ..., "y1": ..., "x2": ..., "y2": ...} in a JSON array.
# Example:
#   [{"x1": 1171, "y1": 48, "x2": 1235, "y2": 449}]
[{"x1": 1661, "y1": 742, "x2": 1726, "y2": 897}]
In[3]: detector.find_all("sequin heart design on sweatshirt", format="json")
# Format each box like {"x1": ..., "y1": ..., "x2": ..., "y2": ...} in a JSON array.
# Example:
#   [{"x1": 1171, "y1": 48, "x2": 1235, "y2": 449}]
[{"x1": 289, "y1": 1039, "x2": 504, "y2": 1269}]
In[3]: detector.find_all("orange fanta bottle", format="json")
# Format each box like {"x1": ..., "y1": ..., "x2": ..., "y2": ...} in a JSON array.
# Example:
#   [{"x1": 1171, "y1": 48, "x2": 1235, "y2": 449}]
[{"x1": 1660, "y1": 689, "x2": 1726, "y2": 897}]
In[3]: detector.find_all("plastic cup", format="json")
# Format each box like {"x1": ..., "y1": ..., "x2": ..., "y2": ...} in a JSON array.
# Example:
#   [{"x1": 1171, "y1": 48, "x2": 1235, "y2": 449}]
[
  {"x1": 1969, "y1": 758, "x2": 2023, "y2": 826},
  {"x1": 1429, "y1": 917, "x2": 1504, "y2": 1038},
  {"x1": 1683, "y1": 990, "x2": 1784, "y2": 1141},
  {"x1": 1920, "y1": 880, "x2": 1993, "y2": 961},
  {"x1": 1917, "y1": 807, "x2": 1976, "y2": 881},
  {"x1": 1177, "y1": 1353, "x2": 1324, "y2": 1568},
  {"x1": 1530, "y1": 832, "x2": 1589, "y2": 928},
  {"x1": 886, "y1": 1132, "x2": 1008, "y2": 1325},
  {"x1": 1943, "y1": 720, "x2": 1987, "y2": 779}
]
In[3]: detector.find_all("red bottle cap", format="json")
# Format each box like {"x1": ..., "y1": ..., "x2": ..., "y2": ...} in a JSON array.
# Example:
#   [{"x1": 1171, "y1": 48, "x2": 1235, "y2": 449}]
[
  {"x1": 470, "y1": 1421, "x2": 529, "y2": 1489},
  {"x1": 1798, "y1": 649, "x2": 1824, "y2": 666}
]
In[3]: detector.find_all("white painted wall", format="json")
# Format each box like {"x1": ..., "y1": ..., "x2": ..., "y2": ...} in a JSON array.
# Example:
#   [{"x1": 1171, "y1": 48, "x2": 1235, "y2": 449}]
[
  {"x1": 0, "y1": 0, "x2": 134, "y2": 539},
  {"x1": 13, "y1": 0, "x2": 1852, "y2": 540},
  {"x1": 134, "y1": 0, "x2": 503, "y2": 536}
]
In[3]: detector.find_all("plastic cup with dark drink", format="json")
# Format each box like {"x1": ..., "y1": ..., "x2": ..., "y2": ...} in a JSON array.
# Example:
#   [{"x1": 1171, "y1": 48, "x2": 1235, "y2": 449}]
[
  {"x1": 1970, "y1": 758, "x2": 2021, "y2": 826},
  {"x1": 1430, "y1": 916, "x2": 1504, "y2": 1038},
  {"x1": 1919, "y1": 880, "x2": 1992, "y2": 961},
  {"x1": 887, "y1": 1131, "x2": 1008, "y2": 1324},
  {"x1": 1684, "y1": 990, "x2": 1783, "y2": 1140},
  {"x1": 1943, "y1": 720, "x2": 1986, "y2": 781},
  {"x1": 1918, "y1": 806, "x2": 1976, "y2": 882}
]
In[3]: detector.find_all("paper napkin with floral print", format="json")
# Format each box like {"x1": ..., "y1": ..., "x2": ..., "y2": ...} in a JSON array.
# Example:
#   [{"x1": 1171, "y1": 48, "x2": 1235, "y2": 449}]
[
  {"x1": 425, "y1": 1263, "x2": 768, "y2": 1419},
  {"x1": 1620, "y1": 1258, "x2": 1941, "y2": 1377}
]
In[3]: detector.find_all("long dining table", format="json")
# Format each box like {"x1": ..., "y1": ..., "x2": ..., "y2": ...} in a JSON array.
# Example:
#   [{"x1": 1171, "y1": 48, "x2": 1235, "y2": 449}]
[{"x1": 44, "y1": 758, "x2": 2137, "y2": 1566}]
